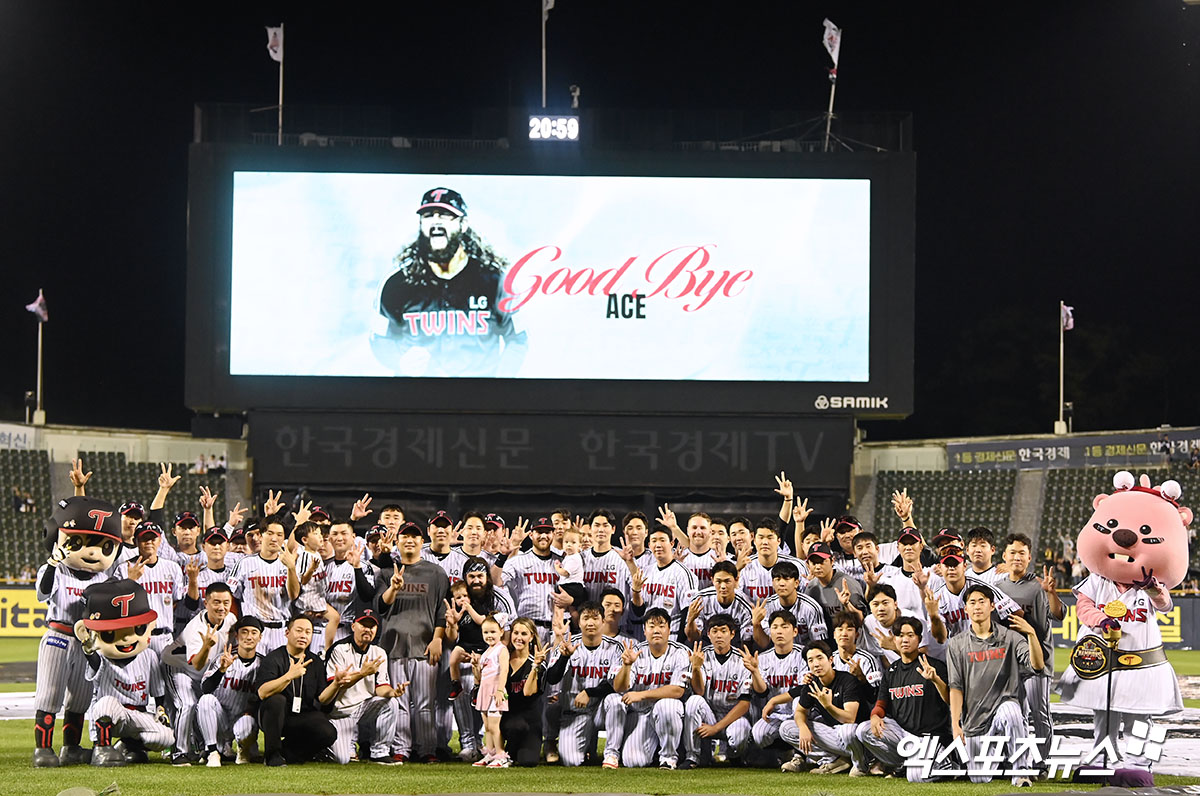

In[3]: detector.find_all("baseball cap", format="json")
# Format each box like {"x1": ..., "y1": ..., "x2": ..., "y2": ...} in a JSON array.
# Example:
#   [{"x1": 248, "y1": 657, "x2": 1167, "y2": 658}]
[
  {"x1": 310, "y1": 505, "x2": 330, "y2": 521},
  {"x1": 806, "y1": 542, "x2": 834, "y2": 561},
  {"x1": 932, "y1": 528, "x2": 963, "y2": 546},
  {"x1": 353, "y1": 609, "x2": 379, "y2": 627},
  {"x1": 366, "y1": 524, "x2": 387, "y2": 541},
  {"x1": 243, "y1": 519, "x2": 261, "y2": 534},
  {"x1": 82, "y1": 578, "x2": 157, "y2": 630},
  {"x1": 531, "y1": 517, "x2": 554, "y2": 532},
  {"x1": 398, "y1": 521, "x2": 424, "y2": 537},
  {"x1": 940, "y1": 552, "x2": 965, "y2": 566},
  {"x1": 44, "y1": 497, "x2": 124, "y2": 550},
  {"x1": 897, "y1": 529, "x2": 922, "y2": 545},
  {"x1": 119, "y1": 501, "x2": 145, "y2": 518},
  {"x1": 429, "y1": 511, "x2": 453, "y2": 528},
  {"x1": 417, "y1": 187, "x2": 467, "y2": 217},
  {"x1": 203, "y1": 527, "x2": 229, "y2": 545},
  {"x1": 834, "y1": 516, "x2": 862, "y2": 533},
  {"x1": 135, "y1": 521, "x2": 163, "y2": 541},
  {"x1": 484, "y1": 513, "x2": 505, "y2": 529},
  {"x1": 232, "y1": 615, "x2": 264, "y2": 634},
  {"x1": 174, "y1": 511, "x2": 199, "y2": 528}
]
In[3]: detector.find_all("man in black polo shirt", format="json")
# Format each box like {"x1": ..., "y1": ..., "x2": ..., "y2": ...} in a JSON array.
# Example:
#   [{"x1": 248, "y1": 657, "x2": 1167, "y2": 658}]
[
  {"x1": 254, "y1": 616, "x2": 347, "y2": 766},
  {"x1": 780, "y1": 641, "x2": 872, "y2": 775},
  {"x1": 852, "y1": 615, "x2": 951, "y2": 780}
]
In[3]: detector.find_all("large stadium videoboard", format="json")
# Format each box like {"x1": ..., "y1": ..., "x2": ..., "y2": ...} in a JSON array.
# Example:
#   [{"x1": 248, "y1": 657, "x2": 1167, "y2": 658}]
[{"x1": 186, "y1": 144, "x2": 914, "y2": 416}]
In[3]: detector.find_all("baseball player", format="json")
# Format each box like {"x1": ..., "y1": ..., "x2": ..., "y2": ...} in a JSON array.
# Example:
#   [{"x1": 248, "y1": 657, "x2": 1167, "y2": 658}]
[
  {"x1": 684, "y1": 560, "x2": 754, "y2": 643},
  {"x1": 581, "y1": 509, "x2": 633, "y2": 603},
  {"x1": 175, "y1": 527, "x2": 236, "y2": 636},
  {"x1": 324, "y1": 521, "x2": 377, "y2": 647},
  {"x1": 752, "y1": 560, "x2": 829, "y2": 649},
  {"x1": 543, "y1": 602, "x2": 625, "y2": 767},
  {"x1": 196, "y1": 615, "x2": 265, "y2": 766},
  {"x1": 228, "y1": 519, "x2": 301, "y2": 651},
  {"x1": 500, "y1": 518, "x2": 561, "y2": 645},
  {"x1": 326, "y1": 609, "x2": 406, "y2": 765},
  {"x1": 861, "y1": 584, "x2": 935, "y2": 665},
  {"x1": 375, "y1": 521, "x2": 450, "y2": 762},
  {"x1": 829, "y1": 611, "x2": 883, "y2": 689},
  {"x1": 33, "y1": 496, "x2": 122, "y2": 768},
  {"x1": 930, "y1": 550, "x2": 1020, "y2": 660},
  {"x1": 805, "y1": 540, "x2": 869, "y2": 617},
  {"x1": 854, "y1": 532, "x2": 926, "y2": 618},
  {"x1": 291, "y1": 521, "x2": 339, "y2": 656},
  {"x1": 964, "y1": 527, "x2": 1006, "y2": 585},
  {"x1": 739, "y1": 518, "x2": 804, "y2": 604},
  {"x1": 681, "y1": 613, "x2": 753, "y2": 767},
  {"x1": 459, "y1": 512, "x2": 500, "y2": 568},
  {"x1": 619, "y1": 511, "x2": 655, "y2": 571},
  {"x1": 157, "y1": 511, "x2": 208, "y2": 570},
  {"x1": 114, "y1": 500, "x2": 145, "y2": 567},
  {"x1": 117, "y1": 521, "x2": 184, "y2": 657},
  {"x1": 946, "y1": 583, "x2": 1044, "y2": 786},
  {"x1": 655, "y1": 506, "x2": 717, "y2": 589},
  {"x1": 629, "y1": 526, "x2": 697, "y2": 640},
  {"x1": 422, "y1": 511, "x2": 467, "y2": 578},
  {"x1": 779, "y1": 641, "x2": 873, "y2": 775},
  {"x1": 76, "y1": 578, "x2": 175, "y2": 767},
  {"x1": 606, "y1": 608, "x2": 690, "y2": 769},
  {"x1": 748, "y1": 611, "x2": 807, "y2": 751}
]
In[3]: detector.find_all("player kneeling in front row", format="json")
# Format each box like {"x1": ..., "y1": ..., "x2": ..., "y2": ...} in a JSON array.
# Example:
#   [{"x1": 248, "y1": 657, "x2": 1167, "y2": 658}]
[
  {"x1": 74, "y1": 579, "x2": 175, "y2": 767},
  {"x1": 779, "y1": 641, "x2": 872, "y2": 775},
  {"x1": 197, "y1": 615, "x2": 265, "y2": 766},
  {"x1": 681, "y1": 613, "x2": 752, "y2": 768},
  {"x1": 607, "y1": 608, "x2": 690, "y2": 769},
  {"x1": 326, "y1": 609, "x2": 407, "y2": 765}
]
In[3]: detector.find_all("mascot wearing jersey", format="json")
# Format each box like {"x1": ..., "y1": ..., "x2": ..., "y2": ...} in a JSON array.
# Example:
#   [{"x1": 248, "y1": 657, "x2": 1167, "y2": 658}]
[
  {"x1": 32, "y1": 497, "x2": 122, "y2": 767},
  {"x1": 1058, "y1": 471, "x2": 1188, "y2": 785}
]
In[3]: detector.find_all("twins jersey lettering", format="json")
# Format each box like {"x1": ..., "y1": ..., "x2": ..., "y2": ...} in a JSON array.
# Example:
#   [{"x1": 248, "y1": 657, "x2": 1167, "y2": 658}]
[
  {"x1": 756, "y1": 647, "x2": 807, "y2": 718},
  {"x1": 697, "y1": 646, "x2": 752, "y2": 711},
  {"x1": 118, "y1": 558, "x2": 184, "y2": 622},
  {"x1": 613, "y1": 640, "x2": 690, "y2": 713},
  {"x1": 677, "y1": 549, "x2": 718, "y2": 591},
  {"x1": 294, "y1": 550, "x2": 330, "y2": 614},
  {"x1": 739, "y1": 554, "x2": 803, "y2": 603},
  {"x1": 547, "y1": 635, "x2": 624, "y2": 708},
  {"x1": 637, "y1": 560, "x2": 697, "y2": 635},
  {"x1": 688, "y1": 587, "x2": 755, "y2": 643},
  {"x1": 87, "y1": 649, "x2": 165, "y2": 710},
  {"x1": 582, "y1": 548, "x2": 632, "y2": 603},
  {"x1": 324, "y1": 559, "x2": 376, "y2": 628},
  {"x1": 760, "y1": 593, "x2": 829, "y2": 645},
  {"x1": 36, "y1": 564, "x2": 109, "y2": 626},
  {"x1": 229, "y1": 554, "x2": 292, "y2": 625},
  {"x1": 202, "y1": 653, "x2": 262, "y2": 717},
  {"x1": 501, "y1": 551, "x2": 561, "y2": 622}
]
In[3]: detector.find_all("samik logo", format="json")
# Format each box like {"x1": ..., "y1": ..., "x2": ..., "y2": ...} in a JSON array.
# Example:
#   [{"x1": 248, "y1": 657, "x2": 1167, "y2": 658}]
[{"x1": 813, "y1": 395, "x2": 889, "y2": 410}]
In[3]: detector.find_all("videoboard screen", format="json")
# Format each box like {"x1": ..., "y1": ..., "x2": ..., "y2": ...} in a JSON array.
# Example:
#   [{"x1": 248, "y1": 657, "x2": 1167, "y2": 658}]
[
  {"x1": 229, "y1": 172, "x2": 869, "y2": 382},
  {"x1": 185, "y1": 144, "x2": 914, "y2": 417}
]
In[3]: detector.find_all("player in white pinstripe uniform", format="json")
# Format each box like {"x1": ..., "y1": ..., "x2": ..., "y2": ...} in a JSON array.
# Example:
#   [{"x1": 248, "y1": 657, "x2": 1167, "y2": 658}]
[
  {"x1": 748, "y1": 610, "x2": 807, "y2": 748},
  {"x1": 196, "y1": 616, "x2": 264, "y2": 766},
  {"x1": 581, "y1": 509, "x2": 633, "y2": 603},
  {"x1": 684, "y1": 561, "x2": 755, "y2": 644},
  {"x1": 682, "y1": 614, "x2": 753, "y2": 767},
  {"x1": 619, "y1": 511, "x2": 655, "y2": 572},
  {"x1": 543, "y1": 602, "x2": 624, "y2": 767},
  {"x1": 174, "y1": 528, "x2": 237, "y2": 636},
  {"x1": 629, "y1": 527, "x2": 697, "y2": 640},
  {"x1": 75, "y1": 579, "x2": 175, "y2": 766},
  {"x1": 114, "y1": 501, "x2": 146, "y2": 567},
  {"x1": 752, "y1": 560, "x2": 829, "y2": 649},
  {"x1": 33, "y1": 496, "x2": 122, "y2": 768},
  {"x1": 740, "y1": 519, "x2": 805, "y2": 604},
  {"x1": 422, "y1": 512, "x2": 467, "y2": 579},
  {"x1": 157, "y1": 511, "x2": 208, "y2": 570},
  {"x1": 500, "y1": 518, "x2": 561, "y2": 645},
  {"x1": 117, "y1": 522, "x2": 184, "y2": 656},
  {"x1": 657, "y1": 506, "x2": 718, "y2": 590},
  {"x1": 228, "y1": 520, "x2": 301, "y2": 651},
  {"x1": 829, "y1": 611, "x2": 883, "y2": 688},
  {"x1": 324, "y1": 521, "x2": 377, "y2": 646},
  {"x1": 326, "y1": 609, "x2": 407, "y2": 765},
  {"x1": 606, "y1": 608, "x2": 690, "y2": 769}
]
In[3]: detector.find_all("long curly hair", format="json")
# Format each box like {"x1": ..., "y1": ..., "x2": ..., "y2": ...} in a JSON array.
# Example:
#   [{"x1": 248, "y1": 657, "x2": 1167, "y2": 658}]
[{"x1": 394, "y1": 227, "x2": 508, "y2": 288}]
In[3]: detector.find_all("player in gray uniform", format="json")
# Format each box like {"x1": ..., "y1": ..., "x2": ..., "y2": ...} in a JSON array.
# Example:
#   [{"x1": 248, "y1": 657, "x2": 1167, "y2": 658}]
[
  {"x1": 629, "y1": 526, "x2": 697, "y2": 640},
  {"x1": 76, "y1": 579, "x2": 175, "y2": 766},
  {"x1": 500, "y1": 518, "x2": 561, "y2": 645},
  {"x1": 606, "y1": 608, "x2": 690, "y2": 769},
  {"x1": 752, "y1": 560, "x2": 829, "y2": 649},
  {"x1": 326, "y1": 609, "x2": 406, "y2": 765},
  {"x1": 681, "y1": 613, "x2": 753, "y2": 767},
  {"x1": 684, "y1": 561, "x2": 755, "y2": 644},
  {"x1": 228, "y1": 519, "x2": 301, "y2": 651},
  {"x1": 543, "y1": 602, "x2": 625, "y2": 767},
  {"x1": 946, "y1": 583, "x2": 1044, "y2": 786},
  {"x1": 197, "y1": 616, "x2": 264, "y2": 766},
  {"x1": 749, "y1": 611, "x2": 807, "y2": 749},
  {"x1": 996, "y1": 534, "x2": 1062, "y2": 764},
  {"x1": 375, "y1": 521, "x2": 450, "y2": 762},
  {"x1": 33, "y1": 497, "x2": 122, "y2": 767}
]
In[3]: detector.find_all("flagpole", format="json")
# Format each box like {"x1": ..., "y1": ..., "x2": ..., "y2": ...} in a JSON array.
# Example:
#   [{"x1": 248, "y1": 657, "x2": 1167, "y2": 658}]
[
  {"x1": 1057, "y1": 300, "x2": 1066, "y2": 434},
  {"x1": 277, "y1": 23, "x2": 285, "y2": 146},
  {"x1": 34, "y1": 298, "x2": 45, "y2": 426},
  {"x1": 541, "y1": 4, "x2": 547, "y2": 109},
  {"x1": 823, "y1": 80, "x2": 837, "y2": 153}
]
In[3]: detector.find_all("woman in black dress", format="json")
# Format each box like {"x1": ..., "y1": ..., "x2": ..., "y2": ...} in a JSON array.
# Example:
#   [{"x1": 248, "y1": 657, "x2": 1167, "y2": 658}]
[{"x1": 501, "y1": 617, "x2": 547, "y2": 767}]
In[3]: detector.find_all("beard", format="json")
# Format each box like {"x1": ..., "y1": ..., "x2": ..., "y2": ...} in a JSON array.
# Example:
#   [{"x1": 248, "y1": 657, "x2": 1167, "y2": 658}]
[{"x1": 418, "y1": 226, "x2": 465, "y2": 265}]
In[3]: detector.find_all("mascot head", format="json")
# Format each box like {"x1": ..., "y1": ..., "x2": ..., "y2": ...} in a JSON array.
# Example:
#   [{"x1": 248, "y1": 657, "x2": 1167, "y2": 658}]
[
  {"x1": 1079, "y1": 471, "x2": 1192, "y2": 589},
  {"x1": 74, "y1": 578, "x2": 157, "y2": 660},
  {"x1": 42, "y1": 496, "x2": 123, "y2": 573}
]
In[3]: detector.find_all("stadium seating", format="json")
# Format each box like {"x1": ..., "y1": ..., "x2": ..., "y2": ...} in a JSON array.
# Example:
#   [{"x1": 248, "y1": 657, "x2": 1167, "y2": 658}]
[
  {"x1": 873, "y1": 469, "x2": 1017, "y2": 539},
  {"x1": 78, "y1": 453, "x2": 227, "y2": 533},
  {"x1": 0, "y1": 449, "x2": 53, "y2": 577}
]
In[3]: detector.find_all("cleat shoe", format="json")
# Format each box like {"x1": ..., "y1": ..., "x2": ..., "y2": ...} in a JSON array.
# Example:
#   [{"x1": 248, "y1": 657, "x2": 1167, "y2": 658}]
[
  {"x1": 32, "y1": 748, "x2": 60, "y2": 768},
  {"x1": 849, "y1": 766, "x2": 870, "y2": 777},
  {"x1": 602, "y1": 754, "x2": 620, "y2": 769},
  {"x1": 459, "y1": 747, "x2": 482, "y2": 763},
  {"x1": 679, "y1": 759, "x2": 699, "y2": 770},
  {"x1": 781, "y1": 754, "x2": 812, "y2": 773},
  {"x1": 658, "y1": 757, "x2": 677, "y2": 770},
  {"x1": 91, "y1": 746, "x2": 127, "y2": 767},
  {"x1": 813, "y1": 758, "x2": 852, "y2": 775},
  {"x1": 206, "y1": 750, "x2": 221, "y2": 768},
  {"x1": 370, "y1": 756, "x2": 401, "y2": 765},
  {"x1": 265, "y1": 753, "x2": 287, "y2": 767},
  {"x1": 59, "y1": 745, "x2": 89, "y2": 766}
]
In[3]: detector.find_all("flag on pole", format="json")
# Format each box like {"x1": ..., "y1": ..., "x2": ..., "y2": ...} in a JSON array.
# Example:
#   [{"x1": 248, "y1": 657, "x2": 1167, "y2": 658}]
[
  {"x1": 823, "y1": 19, "x2": 841, "y2": 68},
  {"x1": 1061, "y1": 304, "x2": 1075, "y2": 331},
  {"x1": 266, "y1": 26, "x2": 283, "y2": 62},
  {"x1": 25, "y1": 289, "x2": 48, "y2": 323},
  {"x1": 543, "y1": 0, "x2": 554, "y2": 22}
]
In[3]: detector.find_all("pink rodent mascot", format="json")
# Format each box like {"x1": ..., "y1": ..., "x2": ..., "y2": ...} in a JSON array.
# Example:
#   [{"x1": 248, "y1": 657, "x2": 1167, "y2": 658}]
[{"x1": 1057, "y1": 471, "x2": 1188, "y2": 786}]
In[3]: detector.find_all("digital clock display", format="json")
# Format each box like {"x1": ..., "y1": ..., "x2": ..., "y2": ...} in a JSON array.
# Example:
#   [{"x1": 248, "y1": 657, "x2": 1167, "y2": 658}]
[{"x1": 528, "y1": 115, "x2": 580, "y2": 141}]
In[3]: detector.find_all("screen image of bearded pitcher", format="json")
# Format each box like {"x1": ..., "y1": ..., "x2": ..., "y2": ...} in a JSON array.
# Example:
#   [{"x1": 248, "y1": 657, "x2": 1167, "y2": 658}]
[{"x1": 370, "y1": 187, "x2": 528, "y2": 377}]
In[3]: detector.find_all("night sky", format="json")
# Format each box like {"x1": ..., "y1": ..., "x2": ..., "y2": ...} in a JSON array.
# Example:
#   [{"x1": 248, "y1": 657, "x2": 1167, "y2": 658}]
[{"x1": 1, "y1": 2, "x2": 1197, "y2": 442}]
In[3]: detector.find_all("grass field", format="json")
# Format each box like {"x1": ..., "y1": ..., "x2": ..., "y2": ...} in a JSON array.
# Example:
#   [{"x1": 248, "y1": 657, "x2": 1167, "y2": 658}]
[
  {"x1": 0, "y1": 639, "x2": 37, "y2": 665},
  {"x1": 1, "y1": 719, "x2": 1196, "y2": 796}
]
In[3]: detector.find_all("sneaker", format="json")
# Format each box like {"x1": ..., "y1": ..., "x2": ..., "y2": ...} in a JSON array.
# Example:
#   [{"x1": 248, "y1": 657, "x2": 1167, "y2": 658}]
[
  {"x1": 391, "y1": 753, "x2": 408, "y2": 764},
  {"x1": 448, "y1": 681, "x2": 463, "y2": 701},
  {"x1": 370, "y1": 756, "x2": 401, "y2": 765},
  {"x1": 205, "y1": 750, "x2": 221, "y2": 768},
  {"x1": 869, "y1": 763, "x2": 889, "y2": 776},
  {"x1": 545, "y1": 749, "x2": 560, "y2": 764},
  {"x1": 459, "y1": 747, "x2": 482, "y2": 764},
  {"x1": 679, "y1": 759, "x2": 699, "y2": 770},
  {"x1": 1014, "y1": 777, "x2": 1033, "y2": 788},
  {"x1": 849, "y1": 766, "x2": 870, "y2": 777},
  {"x1": 172, "y1": 752, "x2": 193, "y2": 767},
  {"x1": 487, "y1": 755, "x2": 511, "y2": 768},
  {"x1": 813, "y1": 758, "x2": 852, "y2": 775},
  {"x1": 602, "y1": 754, "x2": 620, "y2": 769},
  {"x1": 658, "y1": 757, "x2": 677, "y2": 770},
  {"x1": 265, "y1": 753, "x2": 287, "y2": 767},
  {"x1": 473, "y1": 753, "x2": 493, "y2": 767},
  {"x1": 781, "y1": 754, "x2": 812, "y2": 773}
]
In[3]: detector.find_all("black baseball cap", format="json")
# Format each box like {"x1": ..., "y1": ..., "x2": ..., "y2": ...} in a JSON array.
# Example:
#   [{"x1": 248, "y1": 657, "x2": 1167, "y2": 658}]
[
  {"x1": 429, "y1": 511, "x2": 454, "y2": 528},
  {"x1": 135, "y1": 521, "x2": 163, "y2": 541},
  {"x1": 940, "y1": 552, "x2": 965, "y2": 566},
  {"x1": 119, "y1": 501, "x2": 145, "y2": 518},
  {"x1": 310, "y1": 505, "x2": 330, "y2": 521},
  {"x1": 228, "y1": 527, "x2": 246, "y2": 542},
  {"x1": 353, "y1": 609, "x2": 379, "y2": 627},
  {"x1": 897, "y1": 529, "x2": 922, "y2": 545},
  {"x1": 82, "y1": 578, "x2": 157, "y2": 630},
  {"x1": 417, "y1": 187, "x2": 467, "y2": 217},
  {"x1": 203, "y1": 527, "x2": 229, "y2": 545},
  {"x1": 399, "y1": 521, "x2": 424, "y2": 537},
  {"x1": 174, "y1": 511, "x2": 200, "y2": 528},
  {"x1": 807, "y1": 542, "x2": 834, "y2": 561},
  {"x1": 834, "y1": 516, "x2": 862, "y2": 533},
  {"x1": 232, "y1": 615, "x2": 264, "y2": 634},
  {"x1": 366, "y1": 524, "x2": 387, "y2": 541},
  {"x1": 531, "y1": 517, "x2": 554, "y2": 532},
  {"x1": 484, "y1": 513, "x2": 505, "y2": 529},
  {"x1": 932, "y1": 529, "x2": 963, "y2": 546}
]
